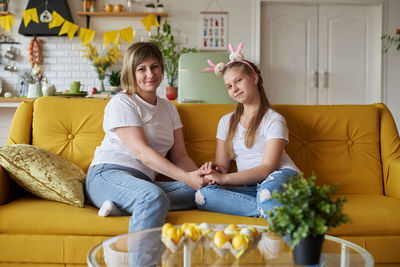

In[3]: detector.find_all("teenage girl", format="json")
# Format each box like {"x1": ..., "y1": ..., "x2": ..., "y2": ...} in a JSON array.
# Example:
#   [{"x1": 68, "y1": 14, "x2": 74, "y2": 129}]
[{"x1": 196, "y1": 56, "x2": 300, "y2": 220}]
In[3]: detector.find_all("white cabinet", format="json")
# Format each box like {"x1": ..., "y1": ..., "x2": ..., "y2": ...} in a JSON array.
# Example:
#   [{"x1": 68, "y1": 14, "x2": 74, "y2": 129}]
[{"x1": 260, "y1": 3, "x2": 382, "y2": 105}]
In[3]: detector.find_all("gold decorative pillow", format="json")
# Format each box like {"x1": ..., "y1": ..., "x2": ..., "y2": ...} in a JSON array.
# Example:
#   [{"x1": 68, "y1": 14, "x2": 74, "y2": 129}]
[{"x1": 0, "y1": 144, "x2": 86, "y2": 207}]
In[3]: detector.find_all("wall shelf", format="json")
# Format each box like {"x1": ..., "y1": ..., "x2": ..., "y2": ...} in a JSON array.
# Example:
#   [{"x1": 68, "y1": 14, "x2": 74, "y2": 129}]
[
  {"x1": 0, "y1": 11, "x2": 11, "y2": 16},
  {"x1": 77, "y1": 11, "x2": 168, "y2": 28}
]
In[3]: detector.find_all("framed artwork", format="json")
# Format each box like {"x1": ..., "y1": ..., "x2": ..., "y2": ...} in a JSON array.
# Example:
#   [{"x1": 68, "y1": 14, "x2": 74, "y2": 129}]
[{"x1": 199, "y1": 12, "x2": 228, "y2": 51}]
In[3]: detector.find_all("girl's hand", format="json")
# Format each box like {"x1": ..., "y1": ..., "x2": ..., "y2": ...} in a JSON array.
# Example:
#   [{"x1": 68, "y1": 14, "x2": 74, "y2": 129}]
[
  {"x1": 205, "y1": 170, "x2": 228, "y2": 185},
  {"x1": 201, "y1": 161, "x2": 225, "y2": 174}
]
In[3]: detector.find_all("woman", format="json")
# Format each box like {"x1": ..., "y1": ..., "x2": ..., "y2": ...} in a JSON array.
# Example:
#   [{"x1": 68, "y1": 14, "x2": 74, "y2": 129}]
[
  {"x1": 196, "y1": 57, "x2": 300, "y2": 220},
  {"x1": 86, "y1": 42, "x2": 209, "y2": 232}
]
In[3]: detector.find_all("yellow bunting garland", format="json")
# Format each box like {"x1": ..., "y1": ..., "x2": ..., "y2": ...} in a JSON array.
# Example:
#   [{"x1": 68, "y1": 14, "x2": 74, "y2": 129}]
[
  {"x1": 59, "y1": 20, "x2": 78, "y2": 40},
  {"x1": 141, "y1": 14, "x2": 160, "y2": 32},
  {"x1": 119, "y1": 27, "x2": 134, "y2": 43},
  {"x1": 0, "y1": 14, "x2": 14, "y2": 32},
  {"x1": 103, "y1": 31, "x2": 119, "y2": 47},
  {"x1": 80, "y1": 28, "x2": 96, "y2": 46},
  {"x1": 22, "y1": 8, "x2": 39, "y2": 27},
  {"x1": 48, "y1": 11, "x2": 65, "y2": 29}
]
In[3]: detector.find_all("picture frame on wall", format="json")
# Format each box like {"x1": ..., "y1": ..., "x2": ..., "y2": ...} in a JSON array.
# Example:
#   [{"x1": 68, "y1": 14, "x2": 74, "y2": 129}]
[{"x1": 199, "y1": 12, "x2": 228, "y2": 51}]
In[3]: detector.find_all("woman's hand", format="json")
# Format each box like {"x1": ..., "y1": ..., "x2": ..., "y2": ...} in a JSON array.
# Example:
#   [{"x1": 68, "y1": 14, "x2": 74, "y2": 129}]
[{"x1": 185, "y1": 169, "x2": 213, "y2": 190}]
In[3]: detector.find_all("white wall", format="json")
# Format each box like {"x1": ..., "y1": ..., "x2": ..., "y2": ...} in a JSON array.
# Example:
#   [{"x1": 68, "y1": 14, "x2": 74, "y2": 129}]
[
  {"x1": 0, "y1": 0, "x2": 398, "y2": 128},
  {"x1": 385, "y1": 0, "x2": 400, "y2": 130}
]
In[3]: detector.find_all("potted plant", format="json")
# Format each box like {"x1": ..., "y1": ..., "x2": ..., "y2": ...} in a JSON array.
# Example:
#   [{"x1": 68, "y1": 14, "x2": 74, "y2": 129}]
[
  {"x1": 108, "y1": 70, "x2": 121, "y2": 93},
  {"x1": 156, "y1": 3, "x2": 164, "y2": 12},
  {"x1": 0, "y1": 0, "x2": 10, "y2": 12},
  {"x1": 150, "y1": 20, "x2": 197, "y2": 100},
  {"x1": 266, "y1": 174, "x2": 349, "y2": 265},
  {"x1": 382, "y1": 29, "x2": 400, "y2": 53},
  {"x1": 145, "y1": 3, "x2": 155, "y2": 12}
]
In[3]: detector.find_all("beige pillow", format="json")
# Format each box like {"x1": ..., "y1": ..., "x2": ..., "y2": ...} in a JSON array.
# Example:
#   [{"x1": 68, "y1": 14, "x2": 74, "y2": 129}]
[{"x1": 0, "y1": 144, "x2": 86, "y2": 207}]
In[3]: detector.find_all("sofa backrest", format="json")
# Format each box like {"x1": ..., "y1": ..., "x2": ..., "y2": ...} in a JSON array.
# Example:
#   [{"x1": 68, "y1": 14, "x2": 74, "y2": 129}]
[{"x1": 8, "y1": 97, "x2": 385, "y2": 196}]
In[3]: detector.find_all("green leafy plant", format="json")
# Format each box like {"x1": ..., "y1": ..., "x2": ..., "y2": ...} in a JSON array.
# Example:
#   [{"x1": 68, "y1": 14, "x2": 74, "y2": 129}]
[
  {"x1": 108, "y1": 70, "x2": 121, "y2": 87},
  {"x1": 267, "y1": 174, "x2": 349, "y2": 248},
  {"x1": 145, "y1": 3, "x2": 155, "y2": 8},
  {"x1": 381, "y1": 31, "x2": 400, "y2": 53},
  {"x1": 150, "y1": 20, "x2": 197, "y2": 87}
]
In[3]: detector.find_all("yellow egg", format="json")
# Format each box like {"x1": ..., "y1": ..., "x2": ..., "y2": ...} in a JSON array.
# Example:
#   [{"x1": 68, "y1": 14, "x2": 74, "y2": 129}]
[
  {"x1": 247, "y1": 226, "x2": 259, "y2": 236},
  {"x1": 231, "y1": 234, "x2": 249, "y2": 250},
  {"x1": 162, "y1": 223, "x2": 174, "y2": 235},
  {"x1": 181, "y1": 222, "x2": 192, "y2": 232},
  {"x1": 166, "y1": 226, "x2": 182, "y2": 244},
  {"x1": 227, "y1": 224, "x2": 240, "y2": 231},
  {"x1": 183, "y1": 224, "x2": 201, "y2": 241},
  {"x1": 213, "y1": 230, "x2": 229, "y2": 248}
]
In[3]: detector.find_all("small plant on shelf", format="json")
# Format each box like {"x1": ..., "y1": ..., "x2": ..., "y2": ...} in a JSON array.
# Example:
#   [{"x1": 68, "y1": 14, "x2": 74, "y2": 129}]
[{"x1": 145, "y1": 3, "x2": 155, "y2": 12}]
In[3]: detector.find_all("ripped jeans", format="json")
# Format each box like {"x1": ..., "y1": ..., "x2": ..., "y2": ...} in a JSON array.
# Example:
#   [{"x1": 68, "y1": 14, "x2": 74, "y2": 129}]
[{"x1": 195, "y1": 168, "x2": 298, "y2": 220}]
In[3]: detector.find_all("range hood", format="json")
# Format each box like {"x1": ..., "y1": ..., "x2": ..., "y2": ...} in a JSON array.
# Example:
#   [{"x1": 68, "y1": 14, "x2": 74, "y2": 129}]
[{"x1": 18, "y1": 0, "x2": 74, "y2": 36}]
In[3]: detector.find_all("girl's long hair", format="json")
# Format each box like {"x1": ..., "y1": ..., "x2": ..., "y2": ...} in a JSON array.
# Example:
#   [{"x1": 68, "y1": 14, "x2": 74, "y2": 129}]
[
  {"x1": 223, "y1": 61, "x2": 270, "y2": 158},
  {"x1": 121, "y1": 42, "x2": 164, "y2": 95}
]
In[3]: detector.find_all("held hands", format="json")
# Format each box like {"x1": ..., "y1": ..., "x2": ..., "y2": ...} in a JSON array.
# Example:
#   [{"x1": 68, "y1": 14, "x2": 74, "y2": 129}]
[
  {"x1": 186, "y1": 168, "x2": 214, "y2": 190},
  {"x1": 199, "y1": 161, "x2": 228, "y2": 185}
]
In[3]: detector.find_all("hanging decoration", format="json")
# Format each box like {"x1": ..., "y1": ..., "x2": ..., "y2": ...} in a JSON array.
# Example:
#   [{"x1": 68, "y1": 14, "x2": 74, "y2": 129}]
[
  {"x1": 80, "y1": 28, "x2": 96, "y2": 46},
  {"x1": 22, "y1": 8, "x2": 39, "y2": 27},
  {"x1": 141, "y1": 14, "x2": 160, "y2": 32},
  {"x1": 58, "y1": 20, "x2": 78, "y2": 40},
  {"x1": 39, "y1": 0, "x2": 52, "y2": 23},
  {"x1": 199, "y1": 0, "x2": 228, "y2": 51},
  {"x1": 6, "y1": 7, "x2": 158, "y2": 46},
  {"x1": 104, "y1": 31, "x2": 119, "y2": 47},
  {"x1": 0, "y1": 15, "x2": 14, "y2": 32}
]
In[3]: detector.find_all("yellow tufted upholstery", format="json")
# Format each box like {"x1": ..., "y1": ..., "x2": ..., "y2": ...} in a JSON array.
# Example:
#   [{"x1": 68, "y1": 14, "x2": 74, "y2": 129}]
[{"x1": 0, "y1": 96, "x2": 400, "y2": 266}]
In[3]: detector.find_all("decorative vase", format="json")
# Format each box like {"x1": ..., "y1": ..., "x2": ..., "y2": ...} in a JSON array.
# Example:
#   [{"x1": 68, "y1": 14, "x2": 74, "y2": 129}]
[
  {"x1": 99, "y1": 79, "x2": 105, "y2": 92},
  {"x1": 293, "y1": 235, "x2": 325, "y2": 266},
  {"x1": 166, "y1": 86, "x2": 177, "y2": 100},
  {"x1": 27, "y1": 83, "x2": 42, "y2": 98}
]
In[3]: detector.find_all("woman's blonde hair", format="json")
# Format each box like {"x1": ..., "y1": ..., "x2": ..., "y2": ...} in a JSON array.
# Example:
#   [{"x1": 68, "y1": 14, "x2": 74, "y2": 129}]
[
  {"x1": 223, "y1": 61, "x2": 270, "y2": 159},
  {"x1": 121, "y1": 42, "x2": 164, "y2": 95}
]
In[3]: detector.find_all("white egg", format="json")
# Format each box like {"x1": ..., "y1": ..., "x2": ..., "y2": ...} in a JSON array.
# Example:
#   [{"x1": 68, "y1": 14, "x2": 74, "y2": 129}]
[
  {"x1": 199, "y1": 222, "x2": 211, "y2": 231},
  {"x1": 240, "y1": 228, "x2": 253, "y2": 237},
  {"x1": 4, "y1": 92, "x2": 12, "y2": 98},
  {"x1": 224, "y1": 227, "x2": 237, "y2": 236}
]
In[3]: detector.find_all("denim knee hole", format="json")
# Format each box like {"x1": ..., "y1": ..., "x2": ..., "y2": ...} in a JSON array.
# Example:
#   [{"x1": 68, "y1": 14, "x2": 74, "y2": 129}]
[{"x1": 195, "y1": 190, "x2": 205, "y2": 206}]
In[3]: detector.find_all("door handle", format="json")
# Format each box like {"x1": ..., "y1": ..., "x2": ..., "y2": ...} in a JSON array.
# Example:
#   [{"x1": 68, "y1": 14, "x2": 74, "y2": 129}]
[
  {"x1": 323, "y1": 71, "x2": 329, "y2": 88},
  {"x1": 313, "y1": 71, "x2": 319, "y2": 88}
]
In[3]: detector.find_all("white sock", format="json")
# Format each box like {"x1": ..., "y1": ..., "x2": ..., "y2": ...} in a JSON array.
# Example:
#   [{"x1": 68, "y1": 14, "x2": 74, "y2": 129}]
[{"x1": 98, "y1": 200, "x2": 124, "y2": 217}]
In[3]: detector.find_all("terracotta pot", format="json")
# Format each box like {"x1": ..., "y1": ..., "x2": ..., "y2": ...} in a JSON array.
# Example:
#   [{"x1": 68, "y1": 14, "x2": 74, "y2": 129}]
[{"x1": 166, "y1": 86, "x2": 177, "y2": 100}]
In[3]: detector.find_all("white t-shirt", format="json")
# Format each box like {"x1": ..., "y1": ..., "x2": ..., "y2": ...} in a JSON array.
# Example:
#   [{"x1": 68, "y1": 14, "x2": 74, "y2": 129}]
[
  {"x1": 90, "y1": 93, "x2": 183, "y2": 181},
  {"x1": 216, "y1": 109, "x2": 299, "y2": 173}
]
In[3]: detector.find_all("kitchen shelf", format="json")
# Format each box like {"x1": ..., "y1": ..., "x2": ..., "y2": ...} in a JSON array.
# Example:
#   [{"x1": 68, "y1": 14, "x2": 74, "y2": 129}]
[
  {"x1": 77, "y1": 11, "x2": 168, "y2": 28},
  {"x1": 0, "y1": 11, "x2": 11, "y2": 16}
]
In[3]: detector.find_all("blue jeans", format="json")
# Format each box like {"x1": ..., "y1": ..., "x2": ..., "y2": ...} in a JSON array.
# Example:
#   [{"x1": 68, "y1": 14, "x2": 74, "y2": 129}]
[
  {"x1": 85, "y1": 163, "x2": 197, "y2": 232},
  {"x1": 195, "y1": 168, "x2": 298, "y2": 219}
]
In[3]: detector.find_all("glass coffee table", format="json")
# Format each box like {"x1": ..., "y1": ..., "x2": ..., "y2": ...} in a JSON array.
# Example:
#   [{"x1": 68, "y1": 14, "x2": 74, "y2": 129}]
[{"x1": 87, "y1": 225, "x2": 373, "y2": 266}]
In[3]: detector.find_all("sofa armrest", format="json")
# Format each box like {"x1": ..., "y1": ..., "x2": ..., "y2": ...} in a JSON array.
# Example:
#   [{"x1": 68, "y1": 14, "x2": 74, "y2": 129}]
[
  {"x1": 386, "y1": 159, "x2": 400, "y2": 199},
  {"x1": 374, "y1": 103, "x2": 400, "y2": 199}
]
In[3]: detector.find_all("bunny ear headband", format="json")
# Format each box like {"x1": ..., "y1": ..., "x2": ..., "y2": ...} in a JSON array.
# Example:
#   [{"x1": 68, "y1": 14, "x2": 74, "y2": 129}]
[{"x1": 205, "y1": 43, "x2": 256, "y2": 76}]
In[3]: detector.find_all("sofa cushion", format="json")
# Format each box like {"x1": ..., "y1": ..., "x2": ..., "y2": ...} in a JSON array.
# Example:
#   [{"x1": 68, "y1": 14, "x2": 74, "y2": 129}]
[
  {"x1": 275, "y1": 105, "x2": 383, "y2": 195},
  {"x1": 0, "y1": 144, "x2": 85, "y2": 207},
  {"x1": 0, "y1": 196, "x2": 267, "y2": 236}
]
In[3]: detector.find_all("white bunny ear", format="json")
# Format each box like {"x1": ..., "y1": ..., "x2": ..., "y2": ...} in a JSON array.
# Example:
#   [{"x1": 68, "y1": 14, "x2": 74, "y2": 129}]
[
  {"x1": 237, "y1": 43, "x2": 243, "y2": 53},
  {"x1": 228, "y1": 44, "x2": 234, "y2": 53}
]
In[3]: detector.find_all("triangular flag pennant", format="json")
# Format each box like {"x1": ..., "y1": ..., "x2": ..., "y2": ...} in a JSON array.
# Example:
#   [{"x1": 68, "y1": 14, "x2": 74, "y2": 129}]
[
  {"x1": 58, "y1": 20, "x2": 78, "y2": 40},
  {"x1": 49, "y1": 11, "x2": 65, "y2": 29},
  {"x1": 119, "y1": 27, "x2": 133, "y2": 43},
  {"x1": 80, "y1": 28, "x2": 96, "y2": 46},
  {"x1": 104, "y1": 31, "x2": 119, "y2": 47},
  {"x1": 141, "y1": 14, "x2": 160, "y2": 32},
  {"x1": 0, "y1": 15, "x2": 14, "y2": 32},
  {"x1": 22, "y1": 8, "x2": 39, "y2": 27}
]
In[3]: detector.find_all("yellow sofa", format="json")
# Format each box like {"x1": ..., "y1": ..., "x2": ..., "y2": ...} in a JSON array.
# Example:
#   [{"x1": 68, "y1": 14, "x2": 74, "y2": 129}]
[{"x1": 0, "y1": 96, "x2": 400, "y2": 266}]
